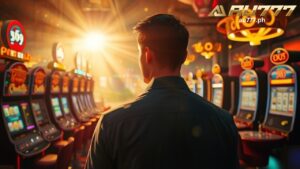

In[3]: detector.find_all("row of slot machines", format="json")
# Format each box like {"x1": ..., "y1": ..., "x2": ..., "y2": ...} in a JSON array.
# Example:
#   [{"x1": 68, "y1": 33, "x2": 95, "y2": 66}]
[
  {"x1": 0, "y1": 62, "x2": 101, "y2": 168},
  {"x1": 186, "y1": 48, "x2": 300, "y2": 167},
  {"x1": 0, "y1": 20, "x2": 103, "y2": 168}
]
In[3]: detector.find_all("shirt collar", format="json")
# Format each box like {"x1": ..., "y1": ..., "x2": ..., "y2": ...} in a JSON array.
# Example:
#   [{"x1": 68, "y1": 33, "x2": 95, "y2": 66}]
[{"x1": 146, "y1": 76, "x2": 189, "y2": 91}]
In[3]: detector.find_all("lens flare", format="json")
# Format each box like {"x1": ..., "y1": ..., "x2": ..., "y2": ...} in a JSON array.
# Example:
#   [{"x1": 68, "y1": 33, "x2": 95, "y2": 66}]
[{"x1": 84, "y1": 32, "x2": 107, "y2": 51}]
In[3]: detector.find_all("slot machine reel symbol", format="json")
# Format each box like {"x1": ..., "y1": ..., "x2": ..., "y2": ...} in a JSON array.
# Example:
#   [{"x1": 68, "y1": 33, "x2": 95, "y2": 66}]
[
  {"x1": 51, "y1": 73, "x2": 60, "y2": 92},
  {"x1": 245, "y1": 73, "x2": 252, "y2": 81},
  {"x1": 73, "y1": 77, "x2": 79, "y2": 92},
  {"x1": 34, "y1": 70, "x2": 46, "y2": 93},
  {"x1": 8, "y1": 65, "x2": 27, "y2": 94},
  {"x1": 62, "y1": 75, "x2": 69, "y2": 92},
  {"x1": 276, "y1": 68, "x2": 286, "y2": 79}
]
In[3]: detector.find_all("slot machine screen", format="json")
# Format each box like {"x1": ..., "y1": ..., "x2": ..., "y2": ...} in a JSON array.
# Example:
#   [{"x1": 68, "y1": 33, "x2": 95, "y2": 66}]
[
  {"x1": 51, "y1": 97, "x2": 63, "y2": 117},
  {"x1": 240, "y1": 87, "x2": 257, "y2": 111},
  {"x1": 3, "y1": 104, "x2": 26, "y2": 134},
  {"x1": 80, "y1": 95, "x2": 88, "y2": 110},
  {"x1": 61, "y1": 97, "x2": 70, "y2": 114},
  {"x1": 88, "y1": 95, "x2": 95, "y2": 107},
  {"x1": 77, "y1": 96, "x2": 85, "y2": 111},
  {"x1": 20, "y1": 103, "x2": 35, "y2": 130},
  {"x1": 212, "y1": 88, "x2": 222, "y2": 107},
  {"x1": 72, "y1": 96, "x2": 80, "y2": 113},
  {"x1": 270, "y1": 87, "x2": 295, "y2": 116},
  {"x1": 85, "y1": 95, "x2": 93, "y2": 109},
  {"x1": 87, "y1": 95, "x2": 92, "y2": 104},
  {"x1": 31, "y1": 101, "x2": 49, "y2": 126}
]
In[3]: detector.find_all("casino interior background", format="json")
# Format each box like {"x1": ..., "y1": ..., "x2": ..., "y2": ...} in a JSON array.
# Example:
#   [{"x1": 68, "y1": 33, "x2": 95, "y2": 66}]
[{"x1": 1, "y1": 0, "x2": 300, "y2": 169}]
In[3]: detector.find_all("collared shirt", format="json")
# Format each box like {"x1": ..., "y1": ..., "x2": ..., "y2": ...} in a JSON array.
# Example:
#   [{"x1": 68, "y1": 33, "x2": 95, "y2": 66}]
[{"x1": 86, "y1": 76, "x2": 239, "y2": 169}]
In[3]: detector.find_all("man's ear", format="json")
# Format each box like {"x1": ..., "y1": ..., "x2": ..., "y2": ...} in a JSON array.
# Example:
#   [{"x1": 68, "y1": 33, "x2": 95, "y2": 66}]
[{"x1": 145, "y1": 47, "x2": 152, "y2": 64}]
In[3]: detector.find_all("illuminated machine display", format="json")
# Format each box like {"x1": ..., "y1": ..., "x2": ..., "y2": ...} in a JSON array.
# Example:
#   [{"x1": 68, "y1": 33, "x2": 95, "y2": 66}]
[
  {"x1": 0, "y1": 20, "x2": 49, "y2": 167},
  {"x1": 29, "y1": 67, "x2": 61, "y2": 141},
  {"x1": 239, "y1": 48, "x2": 300, "y2": 167},
  {"x1": 195, "y1": 69, "x2": 209, "y2": 100},
  {"x1": 210, "y1": 63, "x2": 239, "y2": 114},
  {"x1": 235, "y1": 56, "x2": 267, "y2": 130},
  {"x1": 46, "y1": 43, "x2": 81, "y2": 131}
]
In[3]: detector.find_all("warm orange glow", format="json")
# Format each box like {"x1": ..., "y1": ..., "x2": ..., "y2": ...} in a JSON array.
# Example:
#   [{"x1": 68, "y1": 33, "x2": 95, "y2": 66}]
[
  {"x1": 217, "y1": 10, "x2": 286, "y2": 46},
  {"x1": 212, "y1": 64, "x2": 221, "y2": 74},
  {"x1": 84, "y1": 32, "x2": 107, "y2": 51},
  {"x1": 241, "y1": 56, "x2": 254, "y2": 70},
  {"x1": 184, "y1": 54, "x2": 196, "y2": 65},
  {"x1": 271, "y1": 79, "x2": 294, "y2": 85},
  {"x1": 241, "y1": 81, "x2": 256, "y2": 86},
  {"x1": 0, "y1": 46, "x2": 31, "y2": 62},
  {"x1": 270, "y1": 48, "x2": 289, "y2": 65},
  {"x1": 192, "y1": 41, "x2": 222, "y2": 59}
]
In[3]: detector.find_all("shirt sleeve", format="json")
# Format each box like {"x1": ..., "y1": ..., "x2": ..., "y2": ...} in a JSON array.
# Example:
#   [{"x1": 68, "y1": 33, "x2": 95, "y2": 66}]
[{"x1": 85, "y1": 116, "x2": 113, "y2": 169}]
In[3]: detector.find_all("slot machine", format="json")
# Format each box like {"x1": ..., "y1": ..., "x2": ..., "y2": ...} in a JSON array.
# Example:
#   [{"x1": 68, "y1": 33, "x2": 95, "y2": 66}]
[
  {"x1": 60, "y1": 72, "x2": 81, "y2": 128},
  {"x1": 78, "y1": 76, "x2": 97, "y2": 116},
  {"x1": 234, "y1": 56, "x2": 267, "y2": 130},
  {"x1": 29, "y1": 67, "x2": 62, "y2": 141},
  {"x1": 239, "y1": 48, "x2": 300, "y2": 166},
  {"x1": 0, "y1": 62, "x2": 50, "y2": 166},
  {"x1": 46, "y1": 43, "x2": 82, "y2": 131},
  {"x1": 68, "y1": 53, "x2": 93, "y2": 122},
  {"x1": 82, "y1": 61, "x2": 101, "y2": 115},
  {"x1": 85, "y1": 75, "x2": 101, "y2": 114},
  {"x1": 68, "y1": 54, "x2": 97, "y2": 147},
  {"x1": 78, "y1": 77, "x2": 90, "y2": 114},
  {"x1": 195, "y1": 69, "x2": 208, "y2": 100},
  {"x1": 186, "y1": 72, "x2": 196, "y2": 93},
  {"x1": 0, "y1": 20, "x2": 50, "y2": 167},
  {"x1": 210, "y1": 64, "x2": 239, "y2": 114}
]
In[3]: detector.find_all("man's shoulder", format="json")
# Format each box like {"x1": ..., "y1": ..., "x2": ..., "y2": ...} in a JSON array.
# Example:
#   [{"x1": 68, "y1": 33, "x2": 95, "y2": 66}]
[
  {"x1": 188, "y1": 92, "x2": 234, "y2": 122},
  {"x1": 102, "y1": 103, "x2": 130, "y2": 124},
  {"x1": 101, "y1": 95, "x2": 147, "y2": 125}
]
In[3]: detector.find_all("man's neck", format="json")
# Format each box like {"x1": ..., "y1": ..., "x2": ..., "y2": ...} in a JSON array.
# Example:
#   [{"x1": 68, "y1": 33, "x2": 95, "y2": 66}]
[{"x1": 152, "y1": 68, "x2": 181, "y2": 79}]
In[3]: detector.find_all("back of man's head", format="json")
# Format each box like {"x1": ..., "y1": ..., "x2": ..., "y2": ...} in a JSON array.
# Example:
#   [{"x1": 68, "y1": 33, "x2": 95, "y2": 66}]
[{"x1": 134, "y1": 14, "x2": 189, "y2": 70}]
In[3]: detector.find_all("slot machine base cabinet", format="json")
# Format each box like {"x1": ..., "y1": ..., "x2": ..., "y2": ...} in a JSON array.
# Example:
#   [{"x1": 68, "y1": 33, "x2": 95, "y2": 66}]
[{"x1": 239, "y1": 131, "x2": 286, "y2": 167}]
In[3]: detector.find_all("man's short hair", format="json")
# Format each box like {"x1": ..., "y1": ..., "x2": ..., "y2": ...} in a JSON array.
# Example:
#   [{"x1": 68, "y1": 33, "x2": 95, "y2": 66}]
[{"x1": 133, "y1": 14, "x2": 189, "y2": 70}]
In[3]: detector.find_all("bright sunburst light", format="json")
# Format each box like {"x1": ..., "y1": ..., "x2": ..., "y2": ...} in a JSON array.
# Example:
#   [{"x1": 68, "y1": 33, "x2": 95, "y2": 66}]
[{"x1": 84, "y1": 32, "x2": 107, "y2": 51}]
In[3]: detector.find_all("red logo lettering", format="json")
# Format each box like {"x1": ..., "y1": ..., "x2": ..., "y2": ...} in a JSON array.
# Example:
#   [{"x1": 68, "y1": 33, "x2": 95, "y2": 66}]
[{"x1": 270, "y1": 48, "x2": 289, "y2": 65}]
